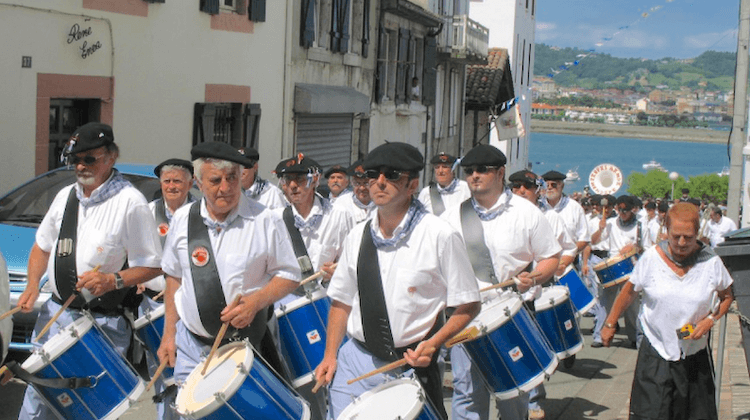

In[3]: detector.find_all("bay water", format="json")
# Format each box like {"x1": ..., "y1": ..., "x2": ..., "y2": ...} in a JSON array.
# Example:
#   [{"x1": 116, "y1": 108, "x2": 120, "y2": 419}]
[{"x1": 528, "y1": 132, "x2": 731, "y2": 194}]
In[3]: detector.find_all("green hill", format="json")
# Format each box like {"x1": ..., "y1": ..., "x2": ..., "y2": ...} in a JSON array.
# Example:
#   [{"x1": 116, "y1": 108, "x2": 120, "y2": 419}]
[{"x1": 534, "y1": 44, "x2": 736, "y2": 92}]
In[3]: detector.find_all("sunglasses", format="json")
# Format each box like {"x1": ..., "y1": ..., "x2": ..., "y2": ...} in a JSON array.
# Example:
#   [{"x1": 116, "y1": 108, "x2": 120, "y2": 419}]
[
  {"x1": 69, "y1": 153, "x2": 106, "y2": 165},
  {"x1": 464, "y1": 165, "x2": 498, "y2": 175},
  {"x1": 364, "y1": 169, "x2": 407, "y2": 181},
  {"x1": 511, "y1": 181, "x2": 537, "y2": 190},
  {"x1": 618, "y1": 207, "x2": 632, "y2": 213}
]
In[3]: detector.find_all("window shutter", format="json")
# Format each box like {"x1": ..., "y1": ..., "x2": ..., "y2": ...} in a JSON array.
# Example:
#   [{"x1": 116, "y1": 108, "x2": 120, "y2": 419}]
[
  {"x1": 199, "y1": 0, "x2": 219, "y2": 14},
  {"x1": 301, "y1": 0, "x2": 316, "y2": 48},
  {"x1": 395, "y1": 28, "x2": 410, "y2": 105},
  {"x1": 375, "y1": 26, "x2": 387, "y2": 103},
  {"x1": 422, "y1": 36, "x2": 438, "y2": 105},
  {"x1": 248, "y1": 0, "x2": 266, "y2": 22},
  {"x1": 193, "y1": 103, "x2": 217, "y2": 146},
  {"x1": 361, "y1": 0, "x2": 370, "y2": 58},
  {"x1": 340, "y1": 0, "x2": 351, "y2": 53},
  {"x1": 331, "y1": 0, "x2": 341, "y2": 53},
  {"x1": 243, "y1": 104, "x2": 262, "y2": 149},
  {"x1": 145, "y1": 0, "x2": 165, "y2": 3}
]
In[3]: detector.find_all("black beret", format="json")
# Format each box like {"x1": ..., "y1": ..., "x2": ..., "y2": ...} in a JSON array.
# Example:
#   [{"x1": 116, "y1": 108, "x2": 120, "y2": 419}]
[
  {"x1": 239, "y1": 147, "x2": 260, "y2": 162},
  {"x1": 632, "y1": 196, "x2": 643, "y2": 207},
  {"x1": 681, "y1": 188, "x2": 690, "y2": 194},
  {"x1": 580, "y1": 198, "x2": 590, "y2": 206},
  {"x1": 348, "y1": 160, "x2": 366, "y2": 177},
  {"x1": 602, "y1": 194, "x2": 617, "y2": 206},
  {"x1": 460, "y1": 144, "x2": 506, "y2": 167},
  {"x1": 542, "y1": 170, "x2": 566, "y2": 181},
  {"x1": 430, "y1": 153, "x2": 457, "y2": 165},
  {"x1": 508, "y1": 170, "x2": 537, "y2": 184},
  {"x1": 589, "y1": 194, "x2": 602, "y2": 205},
  {"x1": 274, "y1": 153, "x2": 322, "y2": 176},
  {"x1": 687, "y1": 198, "x2": 701, "y2": 207},
  {"x1": 645, "y1": 201, "x2": 657, "y2": 210},
  {"x1": 154, "y1": 158, "x2": 194, "y2": 178},
  {"x1": 324, "y1": 165, "x2": 348, "y2": 178},
  {"x1": 64, "y1": 122, "x2": 115, "y2": 156},
  {"x1": 616, "y1": 195, "x2": 635, "y2": 208},
  {"x1": 191, "y1": 141, "x2": 251, "y2": 166},
  {"x1": 658, "y1": 202, "x2": 669, "y2": 212},
  {"x1": 363, "y1": 142, "x2": 424, "y2": 172}
]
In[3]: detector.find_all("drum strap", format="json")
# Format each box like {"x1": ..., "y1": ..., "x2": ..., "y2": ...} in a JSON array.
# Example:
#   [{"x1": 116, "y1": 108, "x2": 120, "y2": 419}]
[
  {"x1": 357, "y1": 220, "x2": 398, "y2": 362},
  {"x1": 282, "y1": 206, "x2": 316, "y2": 278},
  {"x1": 459, "y1": 200, "x2": 498, "y2": 284},
  {"x1": 4, "y1": 360, "x2": 93, "y2": 389},
  {"x1": 428, "y1": 183, "x2": 446, "y2": 216},
  {"x1": 153, "y1": 198, "x2": 169, "y2": 248}
]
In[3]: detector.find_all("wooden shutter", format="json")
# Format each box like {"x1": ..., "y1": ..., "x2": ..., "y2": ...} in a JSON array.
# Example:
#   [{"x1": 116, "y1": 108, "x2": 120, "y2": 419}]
[
  {"x1": 199, "y1": 0, "x2": 219, "y2": 14},
  {"x1": 248, "y1": 0, "x2": 266, "y2": 22},
  {"x1": 361, "y1": 0, "x2": 370, "y2": 58},
  {"x1": 395, "y1": 28, "x2": 410, "y2": 105},
  {"x1": 145, "y1": 0, "x2": 165, "y2": 3},
  {"x1": 340, "y1": 0, "x2": 351, "y2": 53},
  {"x1": 375, "y1": 26, "x2": 387, "y2": 103},
  {"x1": 301, "y1": 0, "x2": 316, "y2": 48},
  {"x1": 193, "y1": 103, "x2": 216, "y2": 146},
  {"x1": 244, "y1": 104, "x2": 262, "y2": 149},
  {"x1": 422, "y1": 36, "x2": 437, "y2": 105}
]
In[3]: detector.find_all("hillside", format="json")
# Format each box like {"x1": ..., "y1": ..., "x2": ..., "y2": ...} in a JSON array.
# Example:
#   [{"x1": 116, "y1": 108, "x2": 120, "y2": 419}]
[{"x1": 534, "y1": 44, "x2": 736, "y2": 92}]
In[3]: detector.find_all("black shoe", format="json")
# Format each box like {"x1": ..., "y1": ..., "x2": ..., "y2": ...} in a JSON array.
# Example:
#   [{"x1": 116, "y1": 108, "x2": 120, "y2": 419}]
[
  {"x1": 562, "y1": 354, "x2": 576, "y2": 368},
  {"x1": 615, "y1": 323, "x2": 621, "y2": 333},
  {"x1": 628, "y1": 340, "x2": 637, "y2": 349},
  {"x1": 591, "y1": 341, "x2": 604, "y2": 348}
]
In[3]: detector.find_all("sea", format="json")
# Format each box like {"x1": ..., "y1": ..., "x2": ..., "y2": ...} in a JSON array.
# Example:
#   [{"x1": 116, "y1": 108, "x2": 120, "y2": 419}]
[{"x1": 528, "y1": 132, "x2": 731, "y2": 194}]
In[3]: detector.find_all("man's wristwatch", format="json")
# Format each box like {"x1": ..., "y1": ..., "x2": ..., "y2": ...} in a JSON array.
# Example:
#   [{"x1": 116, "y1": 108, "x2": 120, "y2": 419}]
[
  {"x1": 605, "y1": 322, "x2": 616, "y2": 329},
  {"x1": 114, "y1": 272, "x2": 125, "y2": 290}
]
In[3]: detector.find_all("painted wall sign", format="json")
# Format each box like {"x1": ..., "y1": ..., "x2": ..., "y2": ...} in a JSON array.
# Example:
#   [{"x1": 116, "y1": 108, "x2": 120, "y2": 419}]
[{"x1": 67, "y1": 23, "x2": 102, "y2": 60}]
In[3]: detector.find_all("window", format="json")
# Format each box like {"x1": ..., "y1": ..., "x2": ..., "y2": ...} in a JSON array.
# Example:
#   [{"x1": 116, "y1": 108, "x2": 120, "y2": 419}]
[
  {"x1": 248, "y1": 0, "x2": 266, "y2": 21},
  {"x1": 520, "y1": 41, "x2": 526, "y2": 85},
  {"x1": 193, "y1": 103, "x2": 261, "y2": 150},
  {"x1": 302, "y1": 0, "x2": 368, "y2": 55}
]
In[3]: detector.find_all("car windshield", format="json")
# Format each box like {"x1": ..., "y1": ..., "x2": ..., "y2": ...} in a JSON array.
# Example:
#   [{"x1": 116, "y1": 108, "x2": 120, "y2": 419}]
[{"x1": 0, "y1": 169, "x2": 161, "y2": 226}]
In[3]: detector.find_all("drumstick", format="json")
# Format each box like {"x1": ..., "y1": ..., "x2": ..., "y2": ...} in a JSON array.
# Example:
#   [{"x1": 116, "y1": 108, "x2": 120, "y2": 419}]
[
  {"x1": 0, "y1": 306, "x2": 22, "y2": 321},
  {"x1": 201, "y1": 294, "x2": 242, "y2": 375},
  {"x1": 346, "y1": 346, "x2": 437, "y2": 385},
  {"x1": 445, "y1": 326, "x2": 481, "y2": 348},
  {"x1": 0, "y1": 365, "x2": 12, "y2": 386},
  {"x1": 299, "y1": 263, "x2": 338, "y2": 287},
  {"x1": 152, "y1": 290, "x2": 165, "y2": 301},
  {"x1": 145, "y1": 359, "x2": 169, "y2": 392},
  {"x1": 479, "y1": 271, "x2": 541, "y2": 293},
  {"x1": 37, "y1": 264, "x2": 102, "y2": 341}
]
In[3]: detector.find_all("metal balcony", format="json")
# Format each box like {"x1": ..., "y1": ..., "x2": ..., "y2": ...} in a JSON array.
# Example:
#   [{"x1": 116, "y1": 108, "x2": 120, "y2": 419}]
[{"x1": 437, "y1": 15, "x2": 489, "y2": 62}]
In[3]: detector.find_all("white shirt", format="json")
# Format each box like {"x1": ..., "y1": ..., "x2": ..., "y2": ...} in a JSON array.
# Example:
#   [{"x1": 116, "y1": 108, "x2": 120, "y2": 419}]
[
  {"x1": 162, "y1": 195, "x2": 301, "y2": 338},
  {"x1": 630, "y1": 246, "x2": 732, "y2": 360},
  {"x1": 333, "y1": 193, "x2": 376, "y2": 224},
  {"x1": 272, "y1": 196, "x2": 354, "y2": 273},
  {"x1": 143, "y1": 197, "x2": 193, "y2": 292},
  {"x1": 543, "y1": 209, "x2": 578, "y2": 258},
  {"x1": 707, "y1": 216, "x2": 737, "y2": 247},
  {"x1": 245, "y1": 179, "x2": 287, "y2": 210},
  {"x1": 547, "y1": 196, "x2": 591, "y2": 244},
  {"x1": 605, "y1": 216, "x2": 652, "y2": 253},
  {"x1": 417, "y1": 180, "x2": 471, "y2": 215},
  {"x1": 326, "y1": 211, "x2": 480, "y2": 348},
  {"x1": 329, "y1": 188, "x2": 353, "y2": 205},
  {"x1": 588, "y1": 215, "x2": 610, "y2": 251},
  {"x1": 443, "y1": 192, "x2": 562, "y2": 291},
  {"x1": 36, "y1": 177, "x2": 162, "y2": 300}
]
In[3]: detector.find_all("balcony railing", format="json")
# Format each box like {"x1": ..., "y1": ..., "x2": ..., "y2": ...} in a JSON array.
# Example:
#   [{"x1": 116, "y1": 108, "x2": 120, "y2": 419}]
[{"x1": 437, "y1": 15, "x2": 489, "y2": 61}]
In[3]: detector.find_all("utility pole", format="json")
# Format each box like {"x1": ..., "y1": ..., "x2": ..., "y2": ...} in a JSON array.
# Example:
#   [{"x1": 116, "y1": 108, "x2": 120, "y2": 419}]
[{"x1": 731, "y1": 0, "x2": 750, "y2": 226}]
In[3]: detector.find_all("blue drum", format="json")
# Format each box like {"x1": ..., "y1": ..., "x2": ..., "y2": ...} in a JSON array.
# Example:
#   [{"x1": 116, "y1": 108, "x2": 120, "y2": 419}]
[
  {"x1": 134, "y1": 304, "x2": 174, "y2": 385},
  {"x1": 594, "y1": 249, "x2": 638, "y2": 288},
  {"x1": 534, "y1": 286, "x2": 584, "y2": 360},
  {"x1": 175, "y1": 341, "x2": 310, "y2": 420},
  {"x1": 338, "y1": 377, "x2": 441, "y2": 420},
  {"x1": 556, "y1": 267, "x2": 596, "y2": 315},
  {"x1": 458, "y1": 294, "x2": 558, "y2": 400},
  {"x1": 21, "y1": 313, "x2": 145, "y2": 420},
  {"x1": 275, "y1": 288, "x2": 336, "y2": 388}
]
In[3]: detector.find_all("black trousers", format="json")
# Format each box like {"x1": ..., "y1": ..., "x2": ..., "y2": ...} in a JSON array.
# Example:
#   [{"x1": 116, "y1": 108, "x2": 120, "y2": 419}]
[{"x1": 630, "y1": 337, "x2": 717, "y2": 420}]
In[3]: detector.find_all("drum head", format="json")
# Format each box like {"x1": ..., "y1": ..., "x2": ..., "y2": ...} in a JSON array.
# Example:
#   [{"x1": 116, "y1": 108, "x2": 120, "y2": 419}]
[
  {"x1": 338, "y1": 378, "x2": 426, "y2": 420},
  {"x1": 534, "y1": 286, "x2": 570, "y2": 311},
  {"x1": 176, "y1": 341, "x2": 252, "y2": 418},
  {"x1": 22, "y1": 314, "x2": 95, "y2": 374},
  {"x1": 274, "y1": 287, "x2": 328, "y2": 317},
  {"x1": 133, "y1": 304, "x2": 165, "y2": 329},
  {"x1": 468, "y1": 294, "x2": 523, "y2": 338}
]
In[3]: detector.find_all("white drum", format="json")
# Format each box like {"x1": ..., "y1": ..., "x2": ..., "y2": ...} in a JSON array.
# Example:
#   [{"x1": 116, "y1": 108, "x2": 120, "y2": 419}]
[{"x1": 337, "y1": 377, "x2": 441, "y2": 420}]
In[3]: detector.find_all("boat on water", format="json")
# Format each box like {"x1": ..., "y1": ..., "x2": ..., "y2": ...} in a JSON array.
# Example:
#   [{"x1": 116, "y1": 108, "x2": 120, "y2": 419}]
[
  {"x1": 642, "y1": 160, "x2": 664, "y2": 171},
  {"x1": 565, "y1": 167, "x2": 580, "y2": 183},
  {"x1": 718, "y1": 166, "x2": 730, "y2": 177}
]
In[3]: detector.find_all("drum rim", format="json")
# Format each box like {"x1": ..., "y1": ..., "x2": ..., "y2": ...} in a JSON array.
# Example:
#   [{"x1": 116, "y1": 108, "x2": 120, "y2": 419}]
[
  {"x1": 274, "y1": 287, "x2": 328, "y2": 317},
  {"x1": 337, "y1": 377, "x2": 426, "y2": 420},
  {"x1": 176, "y1": 341, "x2": 252, "y2": 417},
  {"x1": 493, "y1": 357, "x2": 559, "y2": 400},
  {"x1": 533, "y1": 286, "x2": 570, "y2": 311},
  {"x1": 22, "y1": 314, "x2": 95, "y2": 374},
  {"x1": 593, "y1": 248, "x2": 638, "y2": 271},
  {"x1": 133, "y1": 304, "x2": 165, "y2": 329},
  {"x1": 469, "y1": 294, "x2": 523, "y2": 337}
]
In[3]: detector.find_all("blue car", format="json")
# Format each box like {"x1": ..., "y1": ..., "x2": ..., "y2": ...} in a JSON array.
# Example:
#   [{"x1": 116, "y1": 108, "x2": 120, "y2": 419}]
[{"x1": 1, "y1": 164, "x2": 163, "y2": 353}]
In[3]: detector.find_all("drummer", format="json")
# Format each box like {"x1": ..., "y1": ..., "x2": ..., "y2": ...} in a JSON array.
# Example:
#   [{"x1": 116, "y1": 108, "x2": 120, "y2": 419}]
[
  {"x1": 239, "y1": 147, "x2": 287, "y2": 210},
  {"x1": 581, "y1": 194, "x2": 613, "y2": 348},
  {"x1": 417, "y1": 152, "x2": 471, "y2": 215},
  {"x1": 332, "y1": 160, "x2": 376, "y2": 224},
  {"x1": 540, "y1": 170, "x2": 591, "y2": 259},
  {"x1": 323, "y1": 165, "x2": 352, "y2": 204},
  {"x1": 157, "y1": 142, "x2": 302, "y2": 389},
  {"x1": 442, "y1": 145, "x2": 561, "y2": 420},
  {"x1": 314, "y1": 142, "x2": 481, "y2": 420},
  {"x1": 16, "y1": 122, "x2": 163, "y2": 420},
  {"x1": 142, "y1": 158, "x2": 196, "y2": 420},
  {"x1": 602, "y1": 202, "x2": 733, "y2": 419}
]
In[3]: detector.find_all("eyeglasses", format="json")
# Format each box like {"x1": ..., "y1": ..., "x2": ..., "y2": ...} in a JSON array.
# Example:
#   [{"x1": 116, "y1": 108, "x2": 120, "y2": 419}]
[
  {"x1": 510, "y1": 181, "x2": 537, "y2": 190},
  {"x1": 69, "y1": 153, "x2": 106, "y2": 165},
  {"x1": 364, "y1": 169, "x2": 407, "y2": 181},
  {"x1": 546, "y1": 182, "x2": 562, "y2": 189},
  {"x1": 352, "y1": 176, "x2": 369, "y2": 187},
  {"x1": 618, "y1": 207, "x2": 632, "y2": 213},
  {"x1": 464, "y1": 165, "x2": 498, "y2": 175},
  {"x1": 279, "y1": 173, "x2": 309, "y2": 185}
]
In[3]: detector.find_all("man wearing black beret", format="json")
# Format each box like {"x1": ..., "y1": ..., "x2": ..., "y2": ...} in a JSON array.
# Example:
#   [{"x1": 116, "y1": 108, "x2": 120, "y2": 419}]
[
  {"x1": 541, "y1": 170, "x2": 591, "y2": 259},
  {"x1": 316, "y1": 142, "x2": 481, "y2": 420},
  {"x1": 16, "y1": 122, "x2": 164, "y2": 420},
  {"x1": 442, "y1": 144, "x2": 561, "y2": 420},
  {"x1": 158, "y1": 142, "x2": 302, "y2": 399},
  {"x1": 333, "y1": 160, "x2": 376, "y2": 223},
  {"x1": 323, "y1": 165, "x2": 352, "y2": 204},
  {"x1": 417, "y1": 153, "x2": 470, "y2": 216},
  {"x1": 239, "y1": 147, "x2": 287, "y2": 210}
]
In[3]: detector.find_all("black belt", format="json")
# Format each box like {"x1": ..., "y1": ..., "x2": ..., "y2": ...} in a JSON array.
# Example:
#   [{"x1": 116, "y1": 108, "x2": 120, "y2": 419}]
[
  {"x1": 51, "y1": 294, "x2": 124, "y2": 317},
  {"x1": 592, "y1": 250, "x2": 609, "y2": 259}
]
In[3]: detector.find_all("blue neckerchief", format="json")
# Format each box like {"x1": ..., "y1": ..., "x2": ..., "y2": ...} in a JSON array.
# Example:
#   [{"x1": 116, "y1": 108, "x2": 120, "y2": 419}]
[
  {"x1": 352, "y1": 194, "x2": 372, "y2": 210},
  {"x1": 540, "y1": 195, "x2": 569, "y2": 213},
  {"x1": 617, "y1": 215, "x2": 637, "y2": 229},
  {"x1": 201, "y1": 199, "x2": 241, "y2": 232},
  {"x1": 75, "y1": 169, "x2": 130, "y2": 208},
  {"x1": 658, "y1": 240, "x2": 716, "y2": 267},
  {"x1": 371, "y1": 199, "x2": 427, "y2": 249},
  {"x1": 293, "y1": 195, "x2": 330, "y2": 230},
  {"x1": 249, "y1": 176, "x2": 268, "y2": 199},
  {"x1": 471, "y1": 189, "x2": 513, "y2": 221},
  {"x1": 437, "y1": 179, "x2": 458, "y2": 194}
]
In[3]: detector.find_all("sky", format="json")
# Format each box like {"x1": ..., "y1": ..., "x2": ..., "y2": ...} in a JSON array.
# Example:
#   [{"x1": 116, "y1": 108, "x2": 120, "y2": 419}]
[{"x1": 535, "y1": 0, "x2": 740, "y2": 59}]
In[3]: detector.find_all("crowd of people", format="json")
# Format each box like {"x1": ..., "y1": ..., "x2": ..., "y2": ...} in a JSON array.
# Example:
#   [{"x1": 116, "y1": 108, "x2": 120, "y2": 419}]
[{"x1": 9, "y1": 121, "x2": 736, "y2": 420}]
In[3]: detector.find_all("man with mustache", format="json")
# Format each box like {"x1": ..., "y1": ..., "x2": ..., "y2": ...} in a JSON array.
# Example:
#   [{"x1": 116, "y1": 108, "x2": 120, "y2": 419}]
[
  {"x1": 324, "y1": 165, "x2": 352, "y2": 204},
  {"x1": 239, "y1": 147, "x2": 287, "y2": 210},
  {"x1": 418, "y1": 153, "x2": 470, "y2": 216},
  {"x1": 15, "y1": 122, "x2": 163, "y2": 420},
  {"x1": 333, "y1": 160, "x2": 376, "y2": 224}
]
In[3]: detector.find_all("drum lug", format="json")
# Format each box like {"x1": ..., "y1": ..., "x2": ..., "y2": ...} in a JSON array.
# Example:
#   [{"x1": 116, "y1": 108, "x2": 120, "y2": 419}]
[
  {"x1": 503, "y1": 307, "x2": 511, "y2": 317},
  {"x1": 237, "y1": 364, "x2": 249, "y2": 376}
]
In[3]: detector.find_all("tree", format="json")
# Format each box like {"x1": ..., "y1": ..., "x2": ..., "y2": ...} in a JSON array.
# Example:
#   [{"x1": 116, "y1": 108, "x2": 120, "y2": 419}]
[{"x1": 626, "y1": 170, "x2": 729, "y2": 201}]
